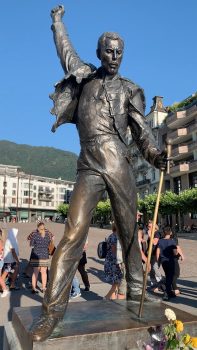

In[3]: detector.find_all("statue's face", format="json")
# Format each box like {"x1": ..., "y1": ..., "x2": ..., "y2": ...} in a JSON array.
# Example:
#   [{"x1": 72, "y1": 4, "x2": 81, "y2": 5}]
[{"x1": 99, "y1": 38, "x2": 123, "y2": 75}]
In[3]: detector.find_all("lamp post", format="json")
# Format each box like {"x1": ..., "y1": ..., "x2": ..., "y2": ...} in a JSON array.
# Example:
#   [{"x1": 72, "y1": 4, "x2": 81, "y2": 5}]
[
  {"x1": 3, "y1": 168, "x2": 7, "y2": 220},
  {"x1": 16, "y1": 168, "x2": 21, "y2": 222},
  {"x1": 28, "y1": 174, "x2": 32, "y2": 222}
]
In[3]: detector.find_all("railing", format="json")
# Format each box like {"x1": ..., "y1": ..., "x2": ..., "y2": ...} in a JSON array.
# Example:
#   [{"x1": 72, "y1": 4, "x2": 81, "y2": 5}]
[
  {"x1": 38, "y1": 194, "x2": 53, "y2": 202},
  {"x1": 167, "y1": 104, "x2": 197, "y2": 126},
  {"x1": 136, "y1": 179, "x2": 151, "y2": 186},
  {"x1": 171, "y1": 145, "x2": 188, "y2": 157}
]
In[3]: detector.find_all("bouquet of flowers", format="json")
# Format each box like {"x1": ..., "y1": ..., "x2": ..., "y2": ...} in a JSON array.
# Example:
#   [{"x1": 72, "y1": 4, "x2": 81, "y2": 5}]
[{"x1": 137, "y1": 308, "x2": 197, "y2": 350}]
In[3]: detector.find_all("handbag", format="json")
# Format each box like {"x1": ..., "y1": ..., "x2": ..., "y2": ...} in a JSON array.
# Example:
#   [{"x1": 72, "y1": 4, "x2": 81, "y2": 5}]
[
  {"x1": 97, "y1": 240, "x2": 107, "y2": 259},
  {"x1": 48, "y1": 241, "x2": 56, "y2": 256}
]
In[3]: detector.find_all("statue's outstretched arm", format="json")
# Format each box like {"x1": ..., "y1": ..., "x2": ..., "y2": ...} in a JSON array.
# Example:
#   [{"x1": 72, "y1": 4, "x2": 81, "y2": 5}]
[{"x1": 51, "y1": 5, "x2": 84, "y2": 74}]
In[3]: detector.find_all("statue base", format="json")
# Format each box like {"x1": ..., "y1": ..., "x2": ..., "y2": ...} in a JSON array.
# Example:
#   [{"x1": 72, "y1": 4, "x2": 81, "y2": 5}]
[{"x1": 4, "y1": 300, "x2": 197, "y2": 350}]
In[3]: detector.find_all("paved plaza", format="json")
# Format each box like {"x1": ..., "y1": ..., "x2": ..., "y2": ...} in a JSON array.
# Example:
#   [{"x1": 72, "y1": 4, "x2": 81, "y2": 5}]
[{"x1": 0, "y1": 222, "x2": 196, "y2": 348}]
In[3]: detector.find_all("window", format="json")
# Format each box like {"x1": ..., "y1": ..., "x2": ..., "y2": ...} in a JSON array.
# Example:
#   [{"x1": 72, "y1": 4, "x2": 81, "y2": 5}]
[
  {"x1": 189, "y1": 172, "x2": 197, "y2": 188},
  {"x1": 59, "y1": 187, "x2": 66, "y2": 193},
  {"x1": 59, "y1": 194, "x2": 65, "y2": 200},
  {"x1": 33, "y1": 193, "x2": 37, "y2": 198},
  {"x1": 24, "y1": 191, "x2": 29, "y2": 196},
  {"x1": 12, "y1": 198, "x2": 16, "y2": 204},
  {"x1": 12, "y1": 190, "x2": 16, "y2": 196},
  {"x1": 23, "y1": 198, "x2": 32, "y2": 204},
  {"x1": 33, "y1": 200, "x2": 36, "y2": 205},
  {"x1": 34, "y1": 185, "x2": 37, "y2": 190},
  {"x1": 12, "y1": 183, "x2": 17, "y2": 188}
]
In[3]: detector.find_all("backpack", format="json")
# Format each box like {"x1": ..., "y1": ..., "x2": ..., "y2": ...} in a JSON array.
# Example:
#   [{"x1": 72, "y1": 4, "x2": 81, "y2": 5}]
[{"x1": 97, "y1": 240, "x2": 107, "y2": 259}]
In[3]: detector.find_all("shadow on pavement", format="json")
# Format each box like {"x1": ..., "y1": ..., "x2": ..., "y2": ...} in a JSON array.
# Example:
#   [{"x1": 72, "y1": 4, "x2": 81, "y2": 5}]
[
  {"x1": 168, "y1": 294, "x2": 197, "y2": 309},
  {"x1": 87, "y1": 267, "x2": 106, "y2": 283},
  {"x1": 88, "y1": 256, "x2": 105, "y2": 266},
  {"x1": 178, "y1": 278, "x2": 197, "y2": 289},
  {"x1": 80, "y1": 290, "x2": 103, "y2": 301}
]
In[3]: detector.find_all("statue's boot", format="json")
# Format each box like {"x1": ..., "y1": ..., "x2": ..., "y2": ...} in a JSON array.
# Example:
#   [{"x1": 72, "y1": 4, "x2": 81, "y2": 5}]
[
  {"x1": 127, "y1": 288, "x2": 161, "y2": 303},
  {"x1": 30, "y1": 313, "x2": 61, "y2": 342}
]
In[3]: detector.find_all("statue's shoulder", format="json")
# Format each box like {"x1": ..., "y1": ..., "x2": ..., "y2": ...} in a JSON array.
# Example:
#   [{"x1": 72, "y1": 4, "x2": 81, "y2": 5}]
[
  {"x1": 119, "y1": 76, "x2": 144, "y2": 93},
  {"x1": 120, "y1": 76, "x2": 145, "y2": 116}
]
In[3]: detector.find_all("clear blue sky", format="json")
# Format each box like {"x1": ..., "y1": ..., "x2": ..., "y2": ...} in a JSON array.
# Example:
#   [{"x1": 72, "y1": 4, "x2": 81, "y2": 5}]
[{"x1": 0, "y1": 0, "x2": 196, "y2": 155}]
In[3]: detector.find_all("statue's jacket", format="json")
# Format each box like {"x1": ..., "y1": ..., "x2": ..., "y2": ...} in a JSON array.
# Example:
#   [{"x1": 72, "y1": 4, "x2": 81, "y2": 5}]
[{"x1": 50, "y1": 21, "x2": 161, "y2": 167}]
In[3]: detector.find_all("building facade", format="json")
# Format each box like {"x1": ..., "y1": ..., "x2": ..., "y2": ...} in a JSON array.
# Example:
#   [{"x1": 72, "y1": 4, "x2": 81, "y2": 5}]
[
  {"x1": 130, "y1": 93, "x2": 197, "y2": 227},
  {"x1": 0, "y1": 164, "x2": 75, "y2": 222},
  {"x1": 165, "y1": 94, "x2": 197, "y2": 226}
]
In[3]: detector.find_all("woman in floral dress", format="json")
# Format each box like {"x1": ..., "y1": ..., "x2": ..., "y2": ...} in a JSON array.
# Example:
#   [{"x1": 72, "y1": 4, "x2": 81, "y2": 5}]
[
  {"x1": 104, "y1": 223, "x2": 123, "y2": 300},
  {"x1": 28, "y1": 222, "x2": 54, "y2": 294}
]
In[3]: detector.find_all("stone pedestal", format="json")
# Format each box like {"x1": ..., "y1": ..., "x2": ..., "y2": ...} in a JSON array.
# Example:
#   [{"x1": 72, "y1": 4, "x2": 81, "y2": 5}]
[{"x1": 4, "y1": 300, "x2": 197, "y2": 350}]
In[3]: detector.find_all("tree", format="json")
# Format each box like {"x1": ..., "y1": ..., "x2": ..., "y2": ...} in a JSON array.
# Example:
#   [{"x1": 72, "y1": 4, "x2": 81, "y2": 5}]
[
  {"x1": 94, "y1": 199, "x2": 112, "y2": 225},
  {"x1": 57, "y1": 203, "x2": 69, "y2": 217},
  {"x1": 178, "y1": 188, "x2": 197, "y2": 214},
  {"x1": 138, "y1": 188, "x2": 197, "y2": 218}
]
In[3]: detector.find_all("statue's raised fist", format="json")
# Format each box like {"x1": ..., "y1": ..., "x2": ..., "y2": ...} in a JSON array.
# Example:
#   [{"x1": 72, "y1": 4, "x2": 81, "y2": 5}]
[{"x1": 51, "y1": 5, "x2": 65, "y2": 22}]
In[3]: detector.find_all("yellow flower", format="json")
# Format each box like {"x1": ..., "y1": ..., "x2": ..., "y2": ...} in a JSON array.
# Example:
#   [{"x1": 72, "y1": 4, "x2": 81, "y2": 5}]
[
  {"x1": 190, "y1": 337, "x2": 197, "y2": 348},
  {"x1": 175, "y1": 320, "x2": 184, "y2": 333},
  {"x1": 183, "y1": 334, "x2": 191, "y2": 345}
]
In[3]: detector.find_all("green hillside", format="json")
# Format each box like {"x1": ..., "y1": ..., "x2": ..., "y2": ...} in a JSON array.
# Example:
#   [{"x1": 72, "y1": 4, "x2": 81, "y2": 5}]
[{"x1": 0, "y1": 140, "x2": 78, "y2": 181}]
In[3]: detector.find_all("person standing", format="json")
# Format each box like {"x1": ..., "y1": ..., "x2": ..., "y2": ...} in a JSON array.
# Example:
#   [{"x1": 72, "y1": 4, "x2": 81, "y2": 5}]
[
  {"x1": 70, "y1": 275, "x2": 81, "y2": 299},
  {"x1": 147, "y1": 220, "x2": 164, "y2": 292},
  {"x1": 170, "y1": 230, "x2": 184, "y2": 296},
  {"x1": 156, "y1": 226, "x2": 178, "y2": 301},
  {"x1": 28, "y1": 222, "x2": 54, "y2": 294},
  {"x1": 0, "y1": 229, "x2": 10, "y2": 297},
  {"x1": 2, "y1": 228, "x2": 20, "y2": 290},
  {"x1": 78, "y1": 238, "x2": 90, "y2": 291},
  {"x1": 104, "y1": 223, "x2": 123, "y2": 300}
]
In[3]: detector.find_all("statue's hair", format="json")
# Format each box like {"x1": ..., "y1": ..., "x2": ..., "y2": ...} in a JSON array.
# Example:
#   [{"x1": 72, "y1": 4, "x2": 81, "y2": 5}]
[{"x1": 97, "y1": 32, "x2": 124, "y2": 53}]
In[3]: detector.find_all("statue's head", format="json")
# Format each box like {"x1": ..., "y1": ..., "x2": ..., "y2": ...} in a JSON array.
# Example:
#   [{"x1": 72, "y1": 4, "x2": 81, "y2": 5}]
[{"x1": 97, "y1": 32, "x2": 124, "y2": 76}]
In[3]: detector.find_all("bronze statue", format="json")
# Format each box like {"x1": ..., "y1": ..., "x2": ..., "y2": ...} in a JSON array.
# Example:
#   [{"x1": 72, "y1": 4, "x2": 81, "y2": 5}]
[{"x1": 30, "y1": 5, "x2": 167, "y2": 341}]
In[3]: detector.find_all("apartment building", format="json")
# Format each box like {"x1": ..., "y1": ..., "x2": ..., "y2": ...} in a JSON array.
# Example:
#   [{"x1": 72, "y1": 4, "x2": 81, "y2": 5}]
[
  {"x1": 0, "y1": 164, "x2": 75, "y2": 221},
  {"x1": 165, "y1": 94, "x2": 197, "y2": 225},
  {"x1": 131, "y1": 92, "x2": 197, "y2": 226}
]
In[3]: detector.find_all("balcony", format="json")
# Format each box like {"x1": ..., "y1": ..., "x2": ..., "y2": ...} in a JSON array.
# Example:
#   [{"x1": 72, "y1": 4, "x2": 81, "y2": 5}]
[
  {"x1": 168, "y1": 123, "x2": 197, "y2": 145},
  {"x1": 38, "y1": 193, "x2": 54, "y2": 202},
  {"x1": 171, "y1": 142, "x2": 196, "y2": 160},
  {"x1": 170, "y1": 163, "x2": 189, "y2": 177},
  {"x1": 189, "y1": 159, "x2": 197, "y2": 171},
  {"x1": 170, "y1": 160, "x2": 197, "y2": 177},
  {"x1": 136, "y1": 179, "x2": 151, "y2": 187},
  {"x1": 166, "y1": 104, "x2": 197, "y2": 129},
  {"x1": 38, "y1": 186, "x2": 44, "y2": 193}
]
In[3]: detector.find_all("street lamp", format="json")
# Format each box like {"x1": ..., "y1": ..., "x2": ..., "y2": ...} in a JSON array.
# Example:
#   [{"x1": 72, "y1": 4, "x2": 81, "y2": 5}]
[
  {"x1": 16, "y1": 168, "x2": 22, "y2": 222},
  {"x1": 28, "y1": 174, "x2": 32, "y2": 222},
  {"x1": 3, "y1": 168, "x2": 7, "y2": 220}
]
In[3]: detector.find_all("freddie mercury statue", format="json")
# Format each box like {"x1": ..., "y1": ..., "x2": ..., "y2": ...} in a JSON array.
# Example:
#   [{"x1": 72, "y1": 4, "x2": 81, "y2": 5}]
[{"x1": 30, "y1": 5, "x2": 167, "y2": 341}]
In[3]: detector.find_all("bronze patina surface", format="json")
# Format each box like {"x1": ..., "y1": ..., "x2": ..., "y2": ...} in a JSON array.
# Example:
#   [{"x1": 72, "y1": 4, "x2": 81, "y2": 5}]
[
  {"x1": 30, "y1": 5, "x2": 167, "y2": 341},
  {"x1": 8, "y1": 301, "x2": 197, "y2": 350}
]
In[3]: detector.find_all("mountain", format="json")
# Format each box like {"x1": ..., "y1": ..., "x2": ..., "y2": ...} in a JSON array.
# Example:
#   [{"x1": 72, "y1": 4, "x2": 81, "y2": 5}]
[{"x1": 0, "y1": 140, "x2": 78, "y2": 181}]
